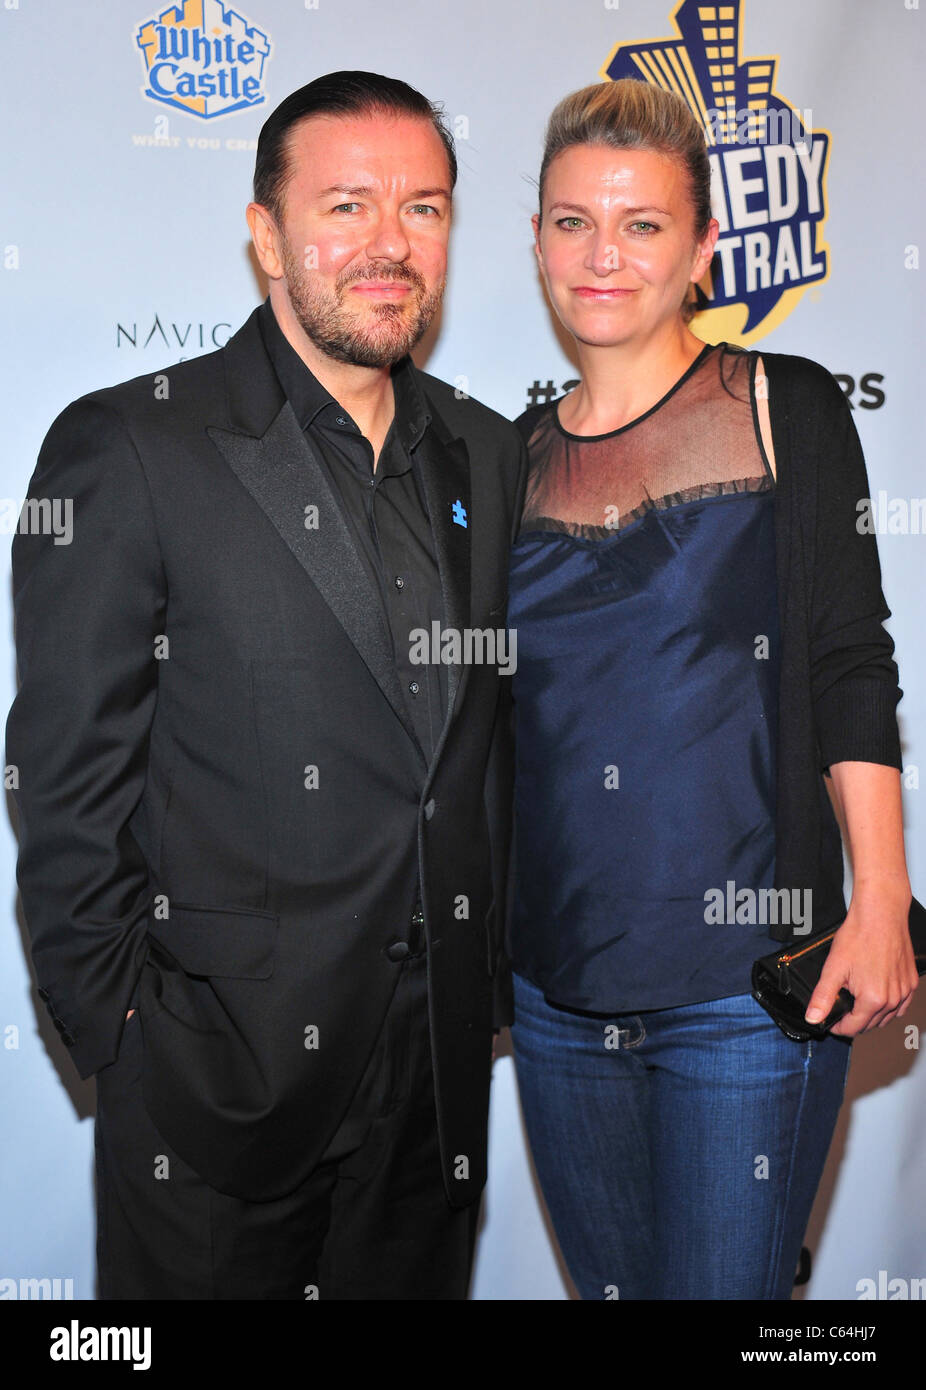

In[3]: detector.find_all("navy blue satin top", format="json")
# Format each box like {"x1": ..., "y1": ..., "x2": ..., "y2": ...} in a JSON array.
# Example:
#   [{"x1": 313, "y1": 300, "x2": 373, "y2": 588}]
[{"x1": 509, "y1": 487, "x2": 783, "y2": 1012}]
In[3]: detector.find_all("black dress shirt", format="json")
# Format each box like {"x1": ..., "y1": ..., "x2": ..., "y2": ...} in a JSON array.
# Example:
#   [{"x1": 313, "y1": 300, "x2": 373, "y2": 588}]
[{"x1": 258, "y1": 297, "x2": 447, "y2": 765}]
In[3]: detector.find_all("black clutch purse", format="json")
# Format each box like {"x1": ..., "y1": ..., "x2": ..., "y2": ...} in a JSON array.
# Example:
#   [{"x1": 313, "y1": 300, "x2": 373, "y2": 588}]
[{"x1": 751, "y1": 897, "x2": 926, "y2": 1041}]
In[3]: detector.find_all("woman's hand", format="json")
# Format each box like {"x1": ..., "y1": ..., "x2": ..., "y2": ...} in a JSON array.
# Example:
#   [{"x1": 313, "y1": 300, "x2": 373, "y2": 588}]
[
  {"x1": 805, "y1": 760, "x2": 917, "y2": 1037},
  {"x1": 805, "y1": 878, "x2": 917, "y2": 1035}
]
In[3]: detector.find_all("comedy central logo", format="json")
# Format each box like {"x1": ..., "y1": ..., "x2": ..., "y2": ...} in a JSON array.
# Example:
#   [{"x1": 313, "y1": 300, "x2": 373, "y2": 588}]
[
  {"x1": 135, "y1": 0, "x2": 272, "y2": 120},
  {"x1": 603, "y1": 0, "x2": 830, "y2": 344}
]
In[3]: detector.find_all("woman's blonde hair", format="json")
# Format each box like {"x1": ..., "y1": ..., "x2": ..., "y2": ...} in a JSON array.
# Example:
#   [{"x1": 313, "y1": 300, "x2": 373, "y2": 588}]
[{"x1": 537, "y1": 79, "x2": 712, "y2": 322}]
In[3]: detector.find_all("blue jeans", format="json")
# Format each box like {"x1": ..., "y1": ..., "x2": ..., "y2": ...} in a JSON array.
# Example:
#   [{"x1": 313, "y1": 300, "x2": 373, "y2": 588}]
[{"x1": 511, "y1": 971, "x2": 852, "y2": 1300}]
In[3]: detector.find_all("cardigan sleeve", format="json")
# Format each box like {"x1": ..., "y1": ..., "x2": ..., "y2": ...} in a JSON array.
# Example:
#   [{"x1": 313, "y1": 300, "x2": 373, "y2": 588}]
[{"x1": 800, "y1": 362, "x2": 903, "y2": 770}]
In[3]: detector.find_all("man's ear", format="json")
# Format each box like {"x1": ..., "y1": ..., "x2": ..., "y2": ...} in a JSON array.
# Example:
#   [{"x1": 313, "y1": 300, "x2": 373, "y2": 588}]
[{"x1": 246, "y1": 202, "x2": 285, "y2": 280}]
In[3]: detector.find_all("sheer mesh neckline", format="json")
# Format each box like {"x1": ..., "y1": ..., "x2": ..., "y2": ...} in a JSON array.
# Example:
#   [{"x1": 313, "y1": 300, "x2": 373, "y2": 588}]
[
  {"x1": 551, "y1": 341, "x2": 716, "y2": 443},
  {"x1": 519, "y1": 342, "x2": 773, "y2": 541}
]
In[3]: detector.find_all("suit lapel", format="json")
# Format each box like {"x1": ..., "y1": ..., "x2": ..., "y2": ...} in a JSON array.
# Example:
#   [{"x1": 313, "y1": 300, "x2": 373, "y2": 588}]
[
  {"x1": 211, "y1": 310, "x2": 477, "y2": 766},
  {"x1": 208, "y1": 310, "x2": 425, "y2": 760}
]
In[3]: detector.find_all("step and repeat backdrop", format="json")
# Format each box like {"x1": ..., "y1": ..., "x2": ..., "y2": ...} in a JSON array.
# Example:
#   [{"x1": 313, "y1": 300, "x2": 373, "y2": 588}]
[{"x1": 2, "y1": 0, "x2": 924, "y2": 1301}]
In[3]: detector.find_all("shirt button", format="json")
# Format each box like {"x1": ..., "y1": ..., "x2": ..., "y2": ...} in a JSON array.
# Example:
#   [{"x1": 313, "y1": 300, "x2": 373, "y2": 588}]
[
  {"x1": 335, "y1": 415, "x2": 348, "y2": 425},
  {"x1": 409, "y1": 681, "x2": 420, "y2": 696},
  {"x1": 385, "y1": 941, "x2": 410, "y2": 963},
  {"x1": 394, "y1": 576, "x2": 405, "y2": 590}
]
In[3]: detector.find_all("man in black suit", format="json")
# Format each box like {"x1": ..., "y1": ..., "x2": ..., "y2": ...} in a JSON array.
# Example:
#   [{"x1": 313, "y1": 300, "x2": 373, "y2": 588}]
[{"x1": 7, "y1": 71, "x2": 525, "y2": 1299}]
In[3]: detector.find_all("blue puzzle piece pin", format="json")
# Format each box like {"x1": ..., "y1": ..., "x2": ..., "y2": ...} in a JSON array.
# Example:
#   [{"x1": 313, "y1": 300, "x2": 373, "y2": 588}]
[{"x1": 452, "y1": 499, "x2": 467, "y2": 528}]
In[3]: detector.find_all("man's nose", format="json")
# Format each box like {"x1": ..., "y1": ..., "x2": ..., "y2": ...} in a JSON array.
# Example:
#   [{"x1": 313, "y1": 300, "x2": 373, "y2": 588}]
[{"x1": 365, "y1": 210, "x2": 411, "y2": 261}]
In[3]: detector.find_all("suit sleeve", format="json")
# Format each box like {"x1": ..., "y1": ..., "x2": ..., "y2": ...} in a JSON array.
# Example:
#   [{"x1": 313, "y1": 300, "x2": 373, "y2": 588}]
[
  {"x1": 6, "y1": 396, "x2": 166, "y2": 1078},
  {"x1": 803, "y1": 365, "x2": 903, "y2": 771}
]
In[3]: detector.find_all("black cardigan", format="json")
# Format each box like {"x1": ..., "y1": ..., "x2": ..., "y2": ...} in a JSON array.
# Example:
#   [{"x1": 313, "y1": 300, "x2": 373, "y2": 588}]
[{"x1": 513, "y1": 350, "x2": 903, "y2": 942}]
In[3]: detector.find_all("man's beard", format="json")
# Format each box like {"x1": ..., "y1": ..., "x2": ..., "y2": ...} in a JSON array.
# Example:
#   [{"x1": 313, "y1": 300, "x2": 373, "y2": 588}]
[{"x1": 281, "y1": 237, "x2": 444, "y2": 368}]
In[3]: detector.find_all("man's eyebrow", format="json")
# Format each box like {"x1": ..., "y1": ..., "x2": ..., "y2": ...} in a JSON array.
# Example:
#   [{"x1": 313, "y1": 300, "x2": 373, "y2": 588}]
[
  {"x1": 318, "y1": 185, "x2": 375, "y2": 198},
  {"x1": 317, "y1": 184, "x2": 451, "y2": 200}
]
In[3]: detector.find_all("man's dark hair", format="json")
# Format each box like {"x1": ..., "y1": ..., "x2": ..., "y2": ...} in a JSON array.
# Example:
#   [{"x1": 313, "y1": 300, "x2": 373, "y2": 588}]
[{"x1": 253, "y1": 70, "x2": 457, "y2": 224}]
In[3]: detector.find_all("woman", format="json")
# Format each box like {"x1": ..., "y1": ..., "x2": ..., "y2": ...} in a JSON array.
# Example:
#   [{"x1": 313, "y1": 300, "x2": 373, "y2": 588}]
[{"x1": 508, "y1": 79, "x2": 917, "y2": 1300}]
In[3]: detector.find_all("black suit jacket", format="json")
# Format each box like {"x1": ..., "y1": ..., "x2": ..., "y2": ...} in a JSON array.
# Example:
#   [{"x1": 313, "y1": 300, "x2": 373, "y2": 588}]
[{"x1": 7, "y1": 306, "x2": 527, "y2": 1206}]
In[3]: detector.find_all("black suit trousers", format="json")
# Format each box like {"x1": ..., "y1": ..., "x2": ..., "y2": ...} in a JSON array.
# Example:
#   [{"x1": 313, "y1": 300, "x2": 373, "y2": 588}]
[{"x1": 94, "y1": 948, "x2": 479, "y2": 1300}]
